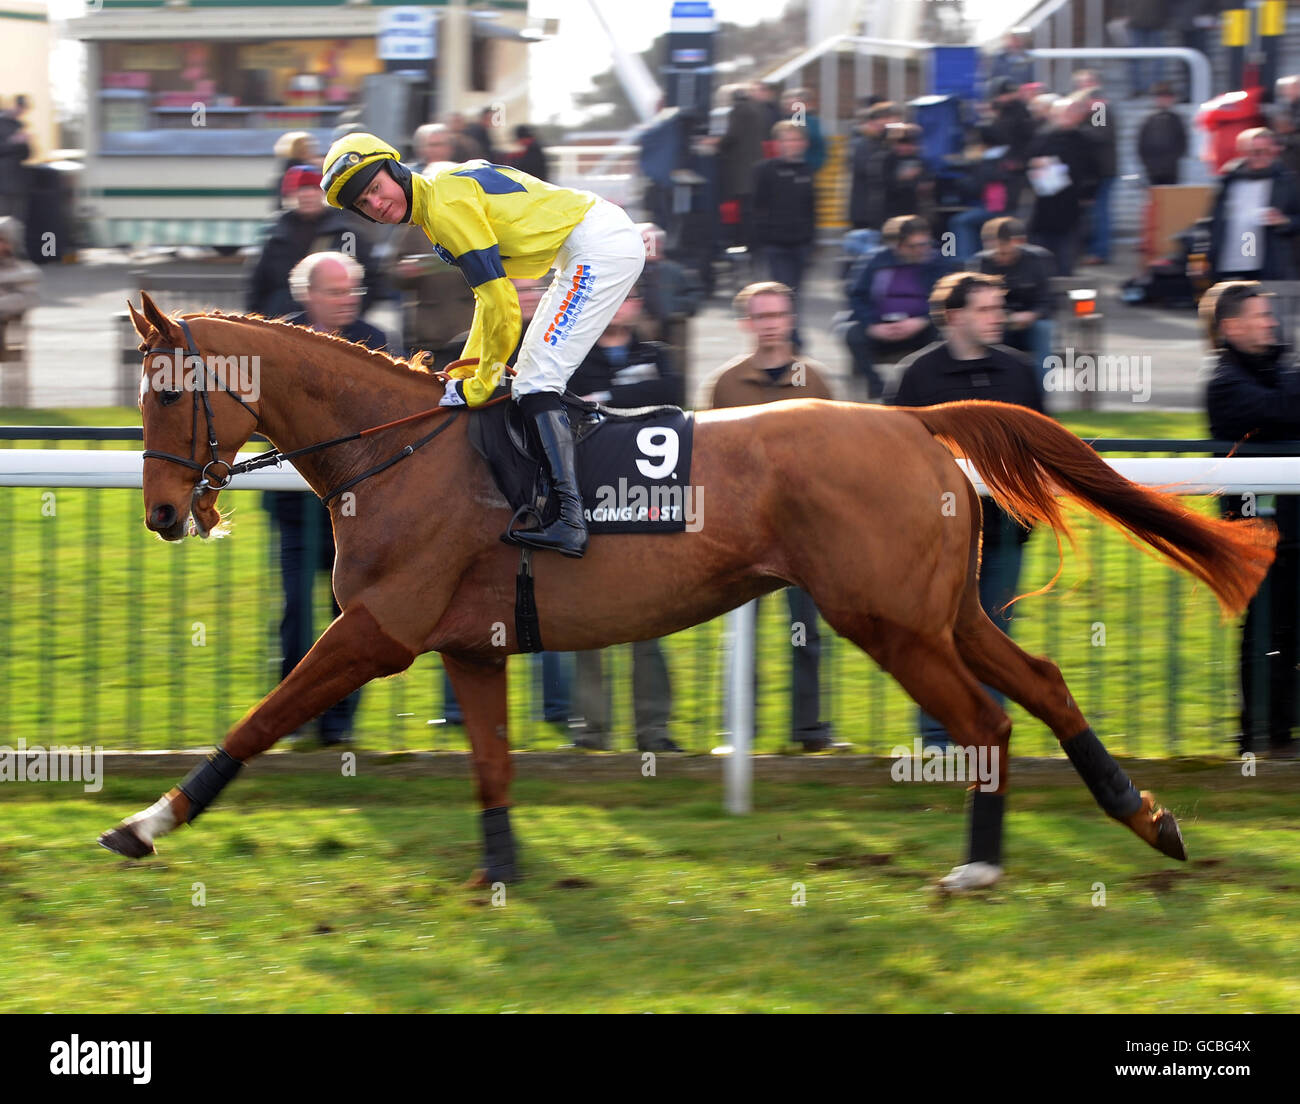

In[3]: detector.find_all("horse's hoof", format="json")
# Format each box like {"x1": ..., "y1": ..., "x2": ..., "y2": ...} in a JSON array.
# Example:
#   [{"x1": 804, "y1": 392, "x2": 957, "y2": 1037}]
[
  {"x1": 1153, "y1": 808, "x2": 1188, "y2": 862},
  {"x1": 464, "y1": 864, "x2": 518, "y2": 888},
  {"x1": 937, "y1": 862, "x2": 1003, "y2": 893},
  {"x1": 98, "y1": 825, "x2": 155, "y2": 859}
]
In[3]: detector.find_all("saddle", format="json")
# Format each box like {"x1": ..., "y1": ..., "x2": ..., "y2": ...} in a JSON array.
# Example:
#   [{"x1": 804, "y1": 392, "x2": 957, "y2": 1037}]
[{"x1": 467, "y1": 385, "x2": 696, "y2": 536}]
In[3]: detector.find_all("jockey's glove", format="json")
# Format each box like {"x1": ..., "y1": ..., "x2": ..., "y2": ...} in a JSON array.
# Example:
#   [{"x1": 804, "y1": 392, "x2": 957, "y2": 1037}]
[{"x1": 439, "y1": 379, "x2": 468, "y2": 407}]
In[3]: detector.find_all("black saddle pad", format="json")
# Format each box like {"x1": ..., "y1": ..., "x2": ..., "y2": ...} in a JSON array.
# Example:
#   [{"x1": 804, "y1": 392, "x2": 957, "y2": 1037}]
[{"x1": 468, "y1": 388, "x2": 696, "y2": 534}]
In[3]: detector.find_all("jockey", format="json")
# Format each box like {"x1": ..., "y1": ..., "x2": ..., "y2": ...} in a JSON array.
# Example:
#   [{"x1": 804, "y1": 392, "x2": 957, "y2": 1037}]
[{"x1": 320, "y1": 132, "x2": 646, "y2": 558}]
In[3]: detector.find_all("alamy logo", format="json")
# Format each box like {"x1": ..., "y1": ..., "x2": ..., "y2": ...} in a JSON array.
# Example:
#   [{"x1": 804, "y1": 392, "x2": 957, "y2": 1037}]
[
  {"x1": 587, "y1": 478, "x2": 703, "y2": 530},
  {"x1": 145, "y1": 351, "x2": 261, "y2": 402},
  {"x1": 0, "y1": 738, "x2": 103, "y2": 792},
  {"x1": 889, "y1": 738, "x2": 1000, "y2": 793},
  {"x1": 50, "y1": 1036, "x2": 151, "y2": 1084}
]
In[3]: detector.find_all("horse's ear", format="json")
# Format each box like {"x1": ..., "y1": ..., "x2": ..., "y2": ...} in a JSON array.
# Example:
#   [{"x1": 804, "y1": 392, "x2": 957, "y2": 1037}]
[
  {"x1": 126, "y1": 299, "x2": 154, "y2": 345},
  {"x1": 139, "y1": 291, "x2": 183, "y2": 347}
]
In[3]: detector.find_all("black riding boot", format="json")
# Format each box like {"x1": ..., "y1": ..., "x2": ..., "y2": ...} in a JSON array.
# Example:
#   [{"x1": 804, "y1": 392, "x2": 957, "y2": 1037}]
[{"x1": 515, "y1": 395, "x2": 588, "y2": 558}]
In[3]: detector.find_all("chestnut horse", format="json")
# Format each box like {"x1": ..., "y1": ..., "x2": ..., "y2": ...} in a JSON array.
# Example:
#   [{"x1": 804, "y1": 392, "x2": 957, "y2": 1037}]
[{"x1": 100, "y1": 293, "x2": 1276, "y2": 885}]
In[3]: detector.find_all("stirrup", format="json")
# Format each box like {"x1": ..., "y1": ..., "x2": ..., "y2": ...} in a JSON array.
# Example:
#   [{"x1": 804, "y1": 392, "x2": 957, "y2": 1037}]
[
  {"x1": 513, "y1": 523, "x2": 587, "y2": 557},
  {"x1": 500, "y1": 503, "x2": 544, "y2": 547}
]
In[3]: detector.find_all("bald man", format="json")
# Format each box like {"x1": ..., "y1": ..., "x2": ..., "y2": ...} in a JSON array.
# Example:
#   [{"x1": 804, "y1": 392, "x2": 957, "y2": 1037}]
[{"x1": 267, "y1": 251, "x2": 389, "y2": 746}]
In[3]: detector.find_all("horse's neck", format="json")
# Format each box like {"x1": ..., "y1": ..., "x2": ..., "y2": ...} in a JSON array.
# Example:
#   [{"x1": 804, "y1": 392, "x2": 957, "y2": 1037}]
[{"x1": 228, "y1": 321, "x2": 440, "y2": 497}]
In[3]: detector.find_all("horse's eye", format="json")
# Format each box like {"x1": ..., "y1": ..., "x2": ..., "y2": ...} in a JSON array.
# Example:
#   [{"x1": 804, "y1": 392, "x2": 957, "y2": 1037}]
[{"x1": 159, "y1": 390, "x2": 181, "y2": 407}]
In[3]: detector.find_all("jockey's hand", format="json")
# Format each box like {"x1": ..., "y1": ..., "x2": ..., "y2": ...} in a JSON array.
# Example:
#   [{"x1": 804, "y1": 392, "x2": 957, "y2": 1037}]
[{"x1": 439, "y1": 379, "x2": 468, "y2": 407}]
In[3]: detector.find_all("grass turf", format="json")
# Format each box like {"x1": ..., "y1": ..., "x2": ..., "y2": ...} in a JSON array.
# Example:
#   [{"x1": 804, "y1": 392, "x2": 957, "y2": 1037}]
[{"x1": 1, "y1": 764, "x2": 1296, "y2": 1012}]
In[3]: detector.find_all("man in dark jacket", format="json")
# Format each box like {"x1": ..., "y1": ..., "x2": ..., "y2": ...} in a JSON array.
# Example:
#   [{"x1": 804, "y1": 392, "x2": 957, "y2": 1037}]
[
  {"x1": 845, "y1": 216, "x2": 953, "y2": 399},
  {"x1": 1207, "y1": 128, "x2": 1300, "y2": 282},
  {"x1": 717, "y1": 84, "x2": 769, "y2": 249},
  {"x1": 980, "y1": 79, "x2": 1036, "y2": 215},
  {"x1": 510, "y1": 124, "x2": 549, "y2": 181},
  {"x1": 1129, "y1": 0, "x2": 1171, "y2": 96},
  {"x1": 247, "y1": 164, "x2": 379, "y2": 319},
  {"x1": 567, "y1": 283, "x2": 683, "y2": 753},
  {"x1": 1203, "y1": 280, "x2": 1300, "y2": 758},
  {"x1": 981, "y1": 29, "x2": 1035, "y2": 101},
  {"x1": 1074, "y1": 71, "x2": 1118, "y2": 265},
  {"x1": 1027, "y1": 96, "x2": 1099, "y2": 276},
  {"x1": 0, "y1": 97, "x2": 31, "y2": 221},
  {"x1": 267, "y1": 251, "x2": 389, "y2": 746},
  {"x1": 883, "y1": 124, "x2": 934, "y2": 224},
  {"x1": 848, "y1": 102, "x2": 899, "y2": 230},
  {"x1": 889, "y1": 270, "x2": 1044, "y2": 889},
  {"x1": 1138, "y1": 83, "x2": 1188, "y2": 185},
  {"x1": 752, "y1": 121, "x2": 816, "y2": 344},
  {"x1": 974, "y1": 216, "x2": 1054, "y2": 383},
  {"x1": 567, "y1": 285, "x2": 684, "y2": 408}
]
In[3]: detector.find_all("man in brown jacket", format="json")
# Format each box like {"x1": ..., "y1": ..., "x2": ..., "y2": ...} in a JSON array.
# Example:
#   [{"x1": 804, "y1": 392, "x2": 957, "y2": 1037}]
[
  {"x1": 700, "y1": 281, "x2": 838, "y2": 750},
  {"x1": 701, "y1": 280, "x2": 834, "y2": 407}
]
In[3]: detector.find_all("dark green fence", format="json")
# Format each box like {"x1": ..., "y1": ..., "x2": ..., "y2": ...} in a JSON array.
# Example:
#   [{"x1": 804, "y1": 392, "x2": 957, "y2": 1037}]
[{"x1": 1, "y1": 429, "x2": 1291, "y2": 756}]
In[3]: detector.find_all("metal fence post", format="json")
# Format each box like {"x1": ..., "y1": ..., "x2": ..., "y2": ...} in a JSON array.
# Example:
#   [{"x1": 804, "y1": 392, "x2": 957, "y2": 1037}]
[{"x1": 725, "y1": 599, "x2": 756, "y2": 814}]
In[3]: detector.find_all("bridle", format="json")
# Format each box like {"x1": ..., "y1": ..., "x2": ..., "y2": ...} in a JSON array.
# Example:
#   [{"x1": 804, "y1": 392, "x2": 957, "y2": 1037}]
[
  {"x1": 141, "y1": 317, "x2": 261, "y2": 495},
  {"x1": 139, "y1": 315, "x2": 472, "y2": 506}
]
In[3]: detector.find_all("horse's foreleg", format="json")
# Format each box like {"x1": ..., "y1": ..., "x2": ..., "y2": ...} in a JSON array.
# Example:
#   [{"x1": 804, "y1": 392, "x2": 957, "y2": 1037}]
[
  {"x1": 441, "y1": 653, "x2": 517, "y2": 885},
  {"x1": 954, "y1": 607, "x2": 1187, "y2": 862},
  {"x1": 98, "y1": 603, "x2": 415, "y2": 857}
]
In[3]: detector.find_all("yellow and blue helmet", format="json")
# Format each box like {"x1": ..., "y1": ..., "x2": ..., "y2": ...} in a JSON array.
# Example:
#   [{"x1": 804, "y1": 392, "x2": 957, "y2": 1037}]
[{"x1": 321, "y1": 132, "x2": 413, "y2": 221}]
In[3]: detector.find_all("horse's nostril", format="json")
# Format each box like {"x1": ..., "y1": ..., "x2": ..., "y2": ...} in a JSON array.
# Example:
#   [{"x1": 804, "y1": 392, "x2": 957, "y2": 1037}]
[{"x1": 150, "y1": 504, "x2": 177, "y2": 530}]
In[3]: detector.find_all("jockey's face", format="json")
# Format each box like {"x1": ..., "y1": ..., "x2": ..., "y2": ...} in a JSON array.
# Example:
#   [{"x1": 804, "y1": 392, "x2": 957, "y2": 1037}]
[{"x1": 354, "y1": 166, "x2": 409, "y2": 223}]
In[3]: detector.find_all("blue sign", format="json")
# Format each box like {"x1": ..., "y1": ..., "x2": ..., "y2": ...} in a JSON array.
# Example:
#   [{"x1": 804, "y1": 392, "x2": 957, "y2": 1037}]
[{"x1": 379, "y1": 7, "x2": 437, "y2": 63}]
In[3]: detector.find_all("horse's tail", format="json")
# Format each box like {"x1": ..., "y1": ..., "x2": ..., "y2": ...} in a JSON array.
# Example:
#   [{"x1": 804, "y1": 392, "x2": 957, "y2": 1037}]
[{"x1": 902, "y1": 400, "x2": 1277, "y2": 617}]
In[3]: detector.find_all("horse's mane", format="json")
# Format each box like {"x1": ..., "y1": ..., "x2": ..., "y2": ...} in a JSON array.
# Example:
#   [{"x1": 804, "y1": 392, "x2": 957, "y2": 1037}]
[{"x1": 188, "y1": 309, "x2": 444, "y2": 387}]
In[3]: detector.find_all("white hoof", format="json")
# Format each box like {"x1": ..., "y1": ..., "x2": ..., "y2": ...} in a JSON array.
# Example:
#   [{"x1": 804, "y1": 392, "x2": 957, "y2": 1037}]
[
  {"x1": 938, "y1": 862, "x2": 1003, "y2": 891},
  {"x1": 121, "y1": 794, "x2": 178, "y2": 846}
]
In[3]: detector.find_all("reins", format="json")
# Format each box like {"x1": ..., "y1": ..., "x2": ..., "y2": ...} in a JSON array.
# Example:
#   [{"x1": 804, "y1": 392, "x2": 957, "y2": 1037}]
[{"x1": 140, "y1": 318, "x2": 510, "y2": 503}]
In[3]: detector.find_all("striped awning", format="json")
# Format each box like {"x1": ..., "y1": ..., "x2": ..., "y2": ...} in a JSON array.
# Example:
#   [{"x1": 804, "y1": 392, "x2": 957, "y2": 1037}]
[{"x1": 98, "y1": 219, "x2": 267, "y2": 248}]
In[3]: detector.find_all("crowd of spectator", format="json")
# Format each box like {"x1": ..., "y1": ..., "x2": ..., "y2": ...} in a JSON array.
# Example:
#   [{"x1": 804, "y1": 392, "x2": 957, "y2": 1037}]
[{"x1": 227, "y1": 50, "x2": 1208, "y2": 750}]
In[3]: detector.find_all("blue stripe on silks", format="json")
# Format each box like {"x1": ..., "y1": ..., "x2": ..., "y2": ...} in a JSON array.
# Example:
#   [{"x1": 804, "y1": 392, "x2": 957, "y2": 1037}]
[
  {"x1": 457, "y1": 244, "x2": 508, "y2": 288},
  {"x1": 451, "y1": 165, "x2": 528, "y2": 195}
]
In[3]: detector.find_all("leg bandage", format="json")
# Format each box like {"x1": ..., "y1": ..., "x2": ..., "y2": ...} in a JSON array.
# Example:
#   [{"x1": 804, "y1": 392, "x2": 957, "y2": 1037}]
[
  {"x1": 178, "y1": 747, "x2": 244, "y2": 823},
  {"x1": 1063, "y1": 727, "x2": 1143, "y2": 819}
]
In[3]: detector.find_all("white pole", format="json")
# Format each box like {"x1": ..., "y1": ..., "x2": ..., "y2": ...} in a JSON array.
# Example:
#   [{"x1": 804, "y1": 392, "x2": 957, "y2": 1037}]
[{"x1": 725, "y1": 598, "x2": 756, "y2": 815}]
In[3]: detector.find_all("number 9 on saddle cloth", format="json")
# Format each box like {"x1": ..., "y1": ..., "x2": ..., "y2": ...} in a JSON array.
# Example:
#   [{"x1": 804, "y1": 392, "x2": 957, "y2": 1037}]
[{"x1": 468, "y1": 387, "x2": 696, "y2": 536}]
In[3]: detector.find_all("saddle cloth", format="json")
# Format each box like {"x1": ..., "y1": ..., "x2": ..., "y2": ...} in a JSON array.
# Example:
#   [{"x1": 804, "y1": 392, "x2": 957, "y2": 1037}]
[{"x1": 467, "y1": 388, "x2": 696, "y2": 535}]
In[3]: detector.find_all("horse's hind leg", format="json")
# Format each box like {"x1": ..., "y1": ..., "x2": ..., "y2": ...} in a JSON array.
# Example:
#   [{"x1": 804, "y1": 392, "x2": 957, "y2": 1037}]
[
  {"x1": 820, "y1": 610, "x2": 1014, "y2": 876},
  {"x1": 953, "y1": 599, "x2": 1187, "y2": 862}
]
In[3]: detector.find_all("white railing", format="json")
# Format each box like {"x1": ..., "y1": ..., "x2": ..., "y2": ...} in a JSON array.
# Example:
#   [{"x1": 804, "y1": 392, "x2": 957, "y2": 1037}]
[{"x1": 9, "y1": 450, "x2": 1300, "y2": 495}]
